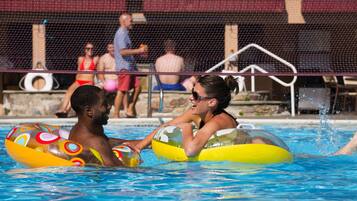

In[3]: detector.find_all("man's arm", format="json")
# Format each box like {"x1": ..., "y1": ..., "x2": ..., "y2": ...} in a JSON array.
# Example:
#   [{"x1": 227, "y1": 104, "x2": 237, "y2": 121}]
[
  {"x1": 120, "y1": 46, "x2": 147, "y2": 56},
  {"x1": 97, "y1": 56, "x2": 106, "y2": 82}
]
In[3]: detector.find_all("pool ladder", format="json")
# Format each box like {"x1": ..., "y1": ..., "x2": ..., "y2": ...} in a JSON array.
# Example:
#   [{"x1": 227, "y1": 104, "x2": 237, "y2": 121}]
[
  {"x1": 206, "y1": 43, "x2": 297, "y2": 116},
  {"x1": 147, "y1": 63, "x2": 164, "y2": 117}
]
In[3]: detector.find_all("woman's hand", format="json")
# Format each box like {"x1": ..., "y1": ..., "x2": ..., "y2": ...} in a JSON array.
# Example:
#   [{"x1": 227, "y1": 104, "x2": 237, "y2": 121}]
[{"x1": 122, "y1": 141, "x2": 141, "y2": 153}]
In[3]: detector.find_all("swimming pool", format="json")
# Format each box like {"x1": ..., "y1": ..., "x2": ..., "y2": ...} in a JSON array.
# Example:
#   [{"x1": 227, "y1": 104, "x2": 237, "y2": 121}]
[{"x1": 1, "y1": 121, "x2": 357, "y2": 200}]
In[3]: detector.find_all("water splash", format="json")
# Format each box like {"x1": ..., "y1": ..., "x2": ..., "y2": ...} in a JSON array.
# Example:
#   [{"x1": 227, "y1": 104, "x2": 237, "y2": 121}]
[
  {"x1": 316, "y1": 102, "x2": 341, "y2": 155},
  {"x1": 298, "y1": 90, "x2": 341, "y2": 155}
]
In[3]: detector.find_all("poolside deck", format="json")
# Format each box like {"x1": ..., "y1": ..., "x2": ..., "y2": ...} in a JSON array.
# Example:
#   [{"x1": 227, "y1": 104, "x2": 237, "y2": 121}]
[{"x1": 1, "y1": 89, "x2": 356, "y2": 121}]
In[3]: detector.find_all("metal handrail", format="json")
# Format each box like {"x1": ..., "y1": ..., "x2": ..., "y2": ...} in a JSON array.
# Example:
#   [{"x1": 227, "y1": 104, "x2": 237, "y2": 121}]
[
  {"x1": 149, "y1": 63, "x2": 164, "y2": 113},
  {"x1": 206, "y1": 43, "x2": 297, "y2": 116}
]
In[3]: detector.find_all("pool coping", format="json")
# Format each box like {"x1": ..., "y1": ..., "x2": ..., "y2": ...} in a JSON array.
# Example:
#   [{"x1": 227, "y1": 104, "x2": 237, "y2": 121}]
[{"x1": 0, "y1": 117, "x2": 356, "y2": 126}]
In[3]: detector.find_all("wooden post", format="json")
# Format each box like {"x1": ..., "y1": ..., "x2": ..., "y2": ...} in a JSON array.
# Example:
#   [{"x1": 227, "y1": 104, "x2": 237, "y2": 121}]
[
  {"x1": 0, "y1": 24, "x2": 6, "y2": 115},
  {"x1": 285, "y1": 0, "x2": 305, "y2": 24},
  {"x1": 32, "y1": 24, "x2": 46, "y2": 90},
  {"x1": 224, "y1": 24, "x2": 238, "y2": 71}
]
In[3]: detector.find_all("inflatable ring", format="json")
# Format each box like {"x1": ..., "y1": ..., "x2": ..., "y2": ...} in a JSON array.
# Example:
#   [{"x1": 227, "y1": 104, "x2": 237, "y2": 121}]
[
  {"x1": 5, "y1": 123, "x2": 141, "y2": 168},
  {"x1": 152, "y1": 126, "x2": 293, "y2": 164},
  {"x1": 24, "y1": 72, "x2": 53, "y2": 91}
]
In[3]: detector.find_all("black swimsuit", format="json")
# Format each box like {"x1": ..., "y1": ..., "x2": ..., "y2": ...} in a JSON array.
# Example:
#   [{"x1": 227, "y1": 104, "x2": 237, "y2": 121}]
[{"x1": 199, "y1": 110, "x2": 238, "y2": 129}]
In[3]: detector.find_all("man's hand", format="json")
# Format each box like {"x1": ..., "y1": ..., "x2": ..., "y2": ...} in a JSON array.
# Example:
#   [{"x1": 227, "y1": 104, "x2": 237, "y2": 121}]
[{"x1": 139, "y1": 44, "x2": 149, "y2": 58}]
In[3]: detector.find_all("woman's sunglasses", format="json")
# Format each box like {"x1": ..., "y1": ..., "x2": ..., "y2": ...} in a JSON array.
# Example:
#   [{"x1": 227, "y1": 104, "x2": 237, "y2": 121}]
[
  {"x1": 191, "y1": 89, "x2": 213, "y2": 101},
  {"x1": 85, "y1": 47, "x2": 93, "y2": 51}
]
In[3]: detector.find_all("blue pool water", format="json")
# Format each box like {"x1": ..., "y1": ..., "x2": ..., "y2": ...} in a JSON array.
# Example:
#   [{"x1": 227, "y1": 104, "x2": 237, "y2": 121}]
[{"x1": 1, "y1": 123, "x2": 357, "y2": 200}]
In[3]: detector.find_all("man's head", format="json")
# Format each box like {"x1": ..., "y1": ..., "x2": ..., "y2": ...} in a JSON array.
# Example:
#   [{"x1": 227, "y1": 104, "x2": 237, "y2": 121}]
[
  {"x1": 107, "y1": 43, "x2": 114, "y2": 56},
  {"x1": 71, "y1": 85, "x2": 111, "y2": 125},
  {"x1": 119, "y1": 13, "x2": 133, "y2": 29},
  {"x1": 164, "y1": 39, "x2": 176, "y2": 53}
]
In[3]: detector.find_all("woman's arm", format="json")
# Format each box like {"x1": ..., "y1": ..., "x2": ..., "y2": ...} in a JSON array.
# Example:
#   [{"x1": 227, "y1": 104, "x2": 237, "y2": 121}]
[
  {"x1": 134, "y1": 109, "x2": 196, "y2": 151},
  {"x1": 181, "y1": 119, "x2": 221, "y2": 157},
  {"x1": 77, "y1": 57, "x2": 83, "y2": 71}
]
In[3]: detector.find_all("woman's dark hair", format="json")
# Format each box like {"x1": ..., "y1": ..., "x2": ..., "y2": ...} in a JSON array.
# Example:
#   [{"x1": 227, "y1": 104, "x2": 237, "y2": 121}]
[
  {"x1": 197, "y1": 75, "x2": 238, "y2": 112},
  {"x1": 71, "y1": 85, "x2": 102, "y2": 115}
]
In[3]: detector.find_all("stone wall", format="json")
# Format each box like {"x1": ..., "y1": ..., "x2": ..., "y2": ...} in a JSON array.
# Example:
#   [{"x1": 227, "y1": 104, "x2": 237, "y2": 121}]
[
  {"x1": 2, "y1": 90, "x2": 289, "y2": 117},
  {"x1": 3, "y1": 90, "x2": 65, "y2": 117}
]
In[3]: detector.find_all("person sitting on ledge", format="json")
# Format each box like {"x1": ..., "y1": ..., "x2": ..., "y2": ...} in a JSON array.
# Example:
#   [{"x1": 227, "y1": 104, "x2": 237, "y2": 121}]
[
  {"x1": 154, "y1": 39, "x2": 186, "y2": 91},
  {"x1": 69, "y1": 85, "x2": 140, "y2": 166},
  {"x1": 55, "y1": 42, "x2": 99, "y2": 118}
]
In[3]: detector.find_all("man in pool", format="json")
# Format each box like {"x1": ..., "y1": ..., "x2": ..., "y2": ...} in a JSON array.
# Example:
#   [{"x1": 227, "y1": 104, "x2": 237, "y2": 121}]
[
  {"x1": 334, "y1": 132, "x2": 357, "y2": 155},
  {"x1": 68, "y1": 85, "x2": 140, "y2": 166}
]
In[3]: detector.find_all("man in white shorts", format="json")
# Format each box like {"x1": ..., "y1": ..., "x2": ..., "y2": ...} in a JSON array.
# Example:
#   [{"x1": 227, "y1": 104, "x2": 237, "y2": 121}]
[
  {"x1": 97, "y1": 43, "x2": 128, "y2": 114},
  {"x1": 97, "y1": 43, "x2": 117, "y2": 84}
]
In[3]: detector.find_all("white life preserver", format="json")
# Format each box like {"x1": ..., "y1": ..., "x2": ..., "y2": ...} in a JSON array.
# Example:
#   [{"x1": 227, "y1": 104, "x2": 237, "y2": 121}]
[{"x1": 24, "y1": 72, "x2": 53, "y2": 91}]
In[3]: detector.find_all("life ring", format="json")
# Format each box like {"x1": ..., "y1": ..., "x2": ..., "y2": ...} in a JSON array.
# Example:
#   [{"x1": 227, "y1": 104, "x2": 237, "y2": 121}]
[
  {"x1": 5, "y1": 123, "x2": 141, "y2": 168},
  {"x1": 152, "y1": 126, "x2": 293, "y2": 164},
  {"x1": 24, "y1": 73, "x2": 53, "y2": 91}
]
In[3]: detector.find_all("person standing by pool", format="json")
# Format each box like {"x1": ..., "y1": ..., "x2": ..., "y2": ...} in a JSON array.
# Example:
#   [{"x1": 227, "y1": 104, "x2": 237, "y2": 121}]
[
  {"x1": 69, "y1": 85, "x2": 140, "y2": 166},
  {"x1": 55, "y1": 42, "x2": 99, "y2": 118},
  {"x1": 129, "y1": 75, "x2": 239, "y2": 156},
  {"x1": 113, "y1": 13, "x2": 148, "y2": 118}
]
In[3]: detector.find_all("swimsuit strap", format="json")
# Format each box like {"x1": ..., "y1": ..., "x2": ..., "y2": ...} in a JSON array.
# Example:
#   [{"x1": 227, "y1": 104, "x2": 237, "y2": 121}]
[
  {"x1": 199, "y1": 110, "x2": 237, "y2": 129},
  {"x1": 89, "y1": 59, "x2": 95, "y2": 71},
  {"x1": 79, "y1": 58, "x2": 95, "y2": 71}
]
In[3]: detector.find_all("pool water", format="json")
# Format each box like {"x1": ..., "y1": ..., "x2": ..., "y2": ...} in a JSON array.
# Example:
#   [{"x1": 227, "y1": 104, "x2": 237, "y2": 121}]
[{"x1": 1, "y1": 123, "x2": 357, "y2": 200}]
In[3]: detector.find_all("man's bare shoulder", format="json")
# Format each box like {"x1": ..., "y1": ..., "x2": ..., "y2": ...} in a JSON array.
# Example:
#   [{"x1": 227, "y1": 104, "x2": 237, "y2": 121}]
[
  {"x1": 85, "y1": 135, "x2": 110, "y2": 149},
  {"x1": 155, "y1": 54, "x2": 166, "y2": 62},
  {"x1": 69, "y1": 125, "x2": 107, "y2": 148},
  {"x1": 99, "y1": 53, "x2": 110, "y2": 60}
]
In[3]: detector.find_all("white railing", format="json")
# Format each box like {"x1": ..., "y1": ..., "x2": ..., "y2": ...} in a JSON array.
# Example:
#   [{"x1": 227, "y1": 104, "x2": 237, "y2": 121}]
[{"x1": 206, "y1": 43, "x2": 297, "y2": 116}]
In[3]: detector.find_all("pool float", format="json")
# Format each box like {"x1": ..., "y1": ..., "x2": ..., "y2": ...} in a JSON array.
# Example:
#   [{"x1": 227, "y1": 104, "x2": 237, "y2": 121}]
[
  {"x1": 5, "y1": 123, "x2": 141, "y2": 168},
  {"x1": 152, "y1": 126, "x2": 293, "y2": 164},
  {"x1": 23, "y1": 72, "x2": 53, "y2": 91}
]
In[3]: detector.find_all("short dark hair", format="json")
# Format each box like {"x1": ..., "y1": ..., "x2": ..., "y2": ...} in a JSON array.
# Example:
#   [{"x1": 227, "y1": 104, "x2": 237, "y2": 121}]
[
  {"x1": 70, "y1": 85, "x2": 102, "y2": 115},
  {"x1": 164, "y1": 39, "x2": 176, "y2": 52}
]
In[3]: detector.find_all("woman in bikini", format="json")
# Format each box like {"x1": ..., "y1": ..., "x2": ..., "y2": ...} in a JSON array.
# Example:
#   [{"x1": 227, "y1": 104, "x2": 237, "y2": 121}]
[
  {"x1": 56, "y1": 42, "x2": 99, "y2": 118},
  {"x1": 130, "y1": 75, "x2": 239, "y2": 156}
]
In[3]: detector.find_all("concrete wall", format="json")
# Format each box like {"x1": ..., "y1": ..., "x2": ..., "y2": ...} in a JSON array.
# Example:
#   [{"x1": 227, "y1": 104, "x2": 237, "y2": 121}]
[{"x1": 2, "y1": 90, "x2": 288, "y2": 117}]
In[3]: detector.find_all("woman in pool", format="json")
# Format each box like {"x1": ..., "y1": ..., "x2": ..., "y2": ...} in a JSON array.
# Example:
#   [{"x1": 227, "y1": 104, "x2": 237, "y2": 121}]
[
  {"x1": 56, "y1": 42, "x2": 99, "y2": 118},
  {"x1": 131, "y1": 75, "x2": 239, "y2": 156}
]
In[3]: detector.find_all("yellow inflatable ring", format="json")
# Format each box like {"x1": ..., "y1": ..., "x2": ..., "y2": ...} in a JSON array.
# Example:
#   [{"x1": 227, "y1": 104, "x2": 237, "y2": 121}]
[
  {"x1": 152, "y1": 126, "x2": 293, "y2": 164},
  {"x1": 5, "y1": 123, "x2": 141, "y2": 168}
]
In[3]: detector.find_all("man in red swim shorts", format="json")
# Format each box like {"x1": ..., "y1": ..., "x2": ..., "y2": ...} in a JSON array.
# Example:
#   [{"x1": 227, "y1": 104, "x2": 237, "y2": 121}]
[{"x1": 113, "y1": 13, "x2": 148, "y2": 118}]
